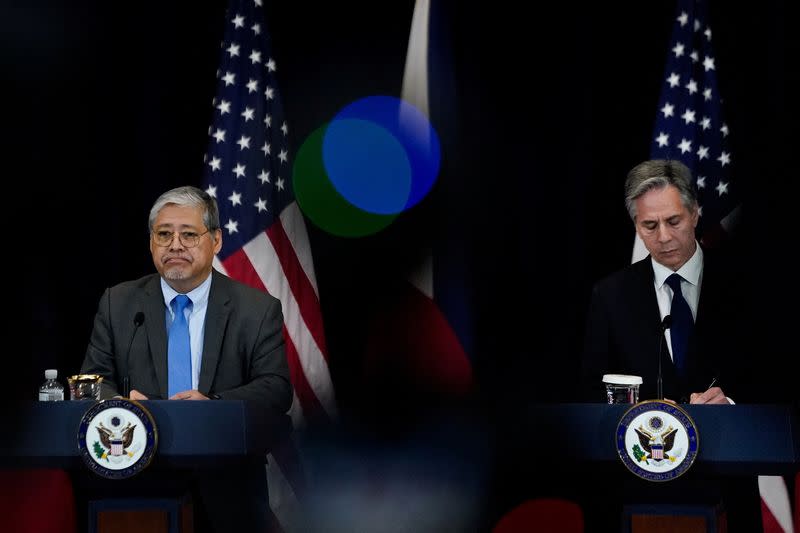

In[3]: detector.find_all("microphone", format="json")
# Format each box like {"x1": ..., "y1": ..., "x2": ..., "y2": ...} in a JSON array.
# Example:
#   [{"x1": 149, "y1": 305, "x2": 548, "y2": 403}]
[
  {"x1": 122, "y1": 312, "x2": 145, "y2": 398},
  {"x1": 657, "y1": 315, "x2": 672, "y2": 400}
]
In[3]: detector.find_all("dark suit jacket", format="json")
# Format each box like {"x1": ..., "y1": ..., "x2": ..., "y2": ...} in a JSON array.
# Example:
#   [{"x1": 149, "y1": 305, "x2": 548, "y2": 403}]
[
  {"x1": 80, "y1": 269, "x2": 292, "y2": 531},
  {"x1": 581, "y1": 250, "x2": 750, "y2": 403},
  {"x1": 580, "y1": 250, "x2": 764, "y2": 533},
  {"x1": 81, "y1": 269, "x2": 292, "y2": 414}
]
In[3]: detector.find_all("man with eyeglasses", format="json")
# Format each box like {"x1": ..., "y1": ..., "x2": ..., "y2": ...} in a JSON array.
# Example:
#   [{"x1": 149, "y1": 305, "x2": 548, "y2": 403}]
[{"x1": 80, "y1": 185, "x2": 292, "y2": 533}]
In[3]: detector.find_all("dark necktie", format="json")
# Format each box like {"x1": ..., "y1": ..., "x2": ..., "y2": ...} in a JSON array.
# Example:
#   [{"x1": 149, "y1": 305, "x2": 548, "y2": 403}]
[
  {"x1": 168, "y1": 295, "x2": 192, "y2": 397},
  {"x1": 665, "y1": 273, "x2": 693, "y2": 375}
]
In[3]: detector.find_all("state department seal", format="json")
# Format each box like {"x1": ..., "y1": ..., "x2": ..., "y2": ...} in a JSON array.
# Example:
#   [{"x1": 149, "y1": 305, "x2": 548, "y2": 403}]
[
  {"x1": 77, "y1": 398, "x2": 158, "y2": 479},
  {"x1": 615, "y1": 400, "x2": 699, "y2": 482}
]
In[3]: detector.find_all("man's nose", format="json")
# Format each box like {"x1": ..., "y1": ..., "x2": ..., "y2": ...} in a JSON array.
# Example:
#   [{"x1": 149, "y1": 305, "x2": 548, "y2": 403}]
[
  {"x1": 656, "y1": 223, "x2": 671, "y2": 242},
  {"x1": 168, "y1": 233, "x2": 186, "y2": 250}
]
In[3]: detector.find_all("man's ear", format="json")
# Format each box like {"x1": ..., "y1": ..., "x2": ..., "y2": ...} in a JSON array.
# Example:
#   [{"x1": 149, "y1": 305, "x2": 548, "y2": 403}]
[{"x1": 212, "y1": 228, "x2": 223, "y2": 254}]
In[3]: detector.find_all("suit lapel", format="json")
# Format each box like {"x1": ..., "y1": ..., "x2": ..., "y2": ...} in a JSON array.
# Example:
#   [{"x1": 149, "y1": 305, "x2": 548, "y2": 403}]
[
  {"x1": 629, "y1": 259, "x2": 669, "y2": 381},
  {"x1": 631, "y1": 258, "x2": 663, "y2": 340},
  {"x1": 688, "y1": 248, "x2": 723, "y2": 388},
  {"x1": 198, "y1": 271, "x2": 231, "y2": 394},
  {"x1": 142, "y1": 276, "x2": 169, "y2": 398},
  {"x1": 694, "y1": 249, "x2": 719, "y2": 330}
]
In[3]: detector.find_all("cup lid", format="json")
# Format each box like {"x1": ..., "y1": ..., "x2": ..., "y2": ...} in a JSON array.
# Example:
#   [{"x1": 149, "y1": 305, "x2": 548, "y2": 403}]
[{"x1": 602, "y1": 374, "x2": 642, "y2": 385}]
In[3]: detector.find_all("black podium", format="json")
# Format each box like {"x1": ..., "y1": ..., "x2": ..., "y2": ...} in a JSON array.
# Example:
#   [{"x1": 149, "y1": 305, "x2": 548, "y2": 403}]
[
  {"x1": 1, "y1": 401, "x2": 291, "y2": 533},
  {"x1": 496, "y1": 403, "x2": 799, "y2": 533}
]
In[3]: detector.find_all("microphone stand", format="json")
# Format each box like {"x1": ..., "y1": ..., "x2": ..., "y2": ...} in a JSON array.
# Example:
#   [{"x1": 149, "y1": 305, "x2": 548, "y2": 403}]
[
  {"x1": 123, "y1": 312, "x2": 145, "y2": 398},
  {"x1": 658, "y1": 315, "x2": 672, "y2": 401}
]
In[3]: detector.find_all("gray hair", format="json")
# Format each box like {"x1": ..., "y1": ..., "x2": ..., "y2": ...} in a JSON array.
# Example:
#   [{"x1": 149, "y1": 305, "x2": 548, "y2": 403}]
[
  {"x1": 624, "y1": 159, "x2": 697, "y2": 221},
  {"x1": 148, "y1": 186, "x2": 221, "y2": 232}
]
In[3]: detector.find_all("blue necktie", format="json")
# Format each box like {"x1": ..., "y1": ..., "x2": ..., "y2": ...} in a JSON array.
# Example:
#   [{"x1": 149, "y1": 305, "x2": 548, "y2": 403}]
[
  {"x1": 665, "y1": 274, "x2": 693, "y2": 375},
  {"x1": 168, "y1": 294, "x2": 192, "y2": 397}
]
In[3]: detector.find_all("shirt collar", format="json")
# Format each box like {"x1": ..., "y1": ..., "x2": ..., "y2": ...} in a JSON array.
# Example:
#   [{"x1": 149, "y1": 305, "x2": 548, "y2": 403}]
[
  {"x1": 160, "y1": 272, "x2": 212, "y2": 310},
  {"x1": 652, "y1": 241, "x2": 703, "y2": 289}
]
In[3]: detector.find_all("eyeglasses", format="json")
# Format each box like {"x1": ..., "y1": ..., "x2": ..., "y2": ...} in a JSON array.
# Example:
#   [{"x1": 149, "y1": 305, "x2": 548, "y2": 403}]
[{"x1": 151, "y1": 229, "x2": 210, "y2": 248}]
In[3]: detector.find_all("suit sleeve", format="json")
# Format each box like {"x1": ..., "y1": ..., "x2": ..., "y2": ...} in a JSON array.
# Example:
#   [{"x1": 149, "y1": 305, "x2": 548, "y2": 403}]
[
  {"x1": 81, "y1": 288, "x2": 122, "y2": 398},
  {"x1": 581, "y1": 282, "x2": 613, "y2": 402}
]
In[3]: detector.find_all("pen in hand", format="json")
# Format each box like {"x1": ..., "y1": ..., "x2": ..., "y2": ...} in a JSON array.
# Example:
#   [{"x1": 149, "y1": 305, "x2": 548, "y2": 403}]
[{"x1": 690, "y1": 376, "x2": 725, "y2": 404}]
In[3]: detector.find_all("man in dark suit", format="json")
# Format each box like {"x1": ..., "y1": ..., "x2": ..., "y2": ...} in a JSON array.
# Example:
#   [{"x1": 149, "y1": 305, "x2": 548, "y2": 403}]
[
  {"x1": 581, "y1": 159, "x2": 748, "y2": 404},
  {"x1": 81, "y1": 185, "x2": 292, "y2": 533},
  {"x1": 580, "y1": 159, "x2": 760, "y2": 533}
]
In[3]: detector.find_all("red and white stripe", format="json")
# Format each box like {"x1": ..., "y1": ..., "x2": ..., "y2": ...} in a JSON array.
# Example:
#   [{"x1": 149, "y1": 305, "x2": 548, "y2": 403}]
[
  {"x1": 760, "y1": 475, "x2": 795, "y2": 533},
  {"x1": 651, "y1": 446, "x2": 663, "y2": 460},
  {"x1": 213, "y1": 201, "x2": 335, "y2": 530},
  {"x1": 213, "y1": 202, "x2": 335, "y2": 425}
]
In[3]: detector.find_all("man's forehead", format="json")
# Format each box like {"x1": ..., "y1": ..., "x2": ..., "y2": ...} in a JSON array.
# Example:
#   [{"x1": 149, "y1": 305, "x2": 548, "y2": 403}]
[
  {"x1": 153, "y1": 221, "x2": 201, "y2": 228},
  {"x1": 155, "y1": 205, "x2": 203, "y2": 223}
]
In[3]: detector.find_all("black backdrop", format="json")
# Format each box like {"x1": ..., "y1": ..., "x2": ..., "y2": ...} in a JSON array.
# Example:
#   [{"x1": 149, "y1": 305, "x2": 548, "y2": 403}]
[
  {"x1": 5, "y1": 0, "x2": 793, "y2": 526},
  {"x1": 8, "y1": 0, "x2": 792, "y2": 414}
]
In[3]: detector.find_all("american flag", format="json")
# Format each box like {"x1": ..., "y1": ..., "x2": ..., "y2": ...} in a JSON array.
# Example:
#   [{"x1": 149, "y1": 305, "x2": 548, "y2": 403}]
[
  {"x1": 201, "y1": 0, "x2": 336, "y2": 528},
  {"x1": 642, "y1": 2, "x2": 794, "y2": 532},
  {"x1": 633, "y1": 0, "x2": 740, "y2": 262}
]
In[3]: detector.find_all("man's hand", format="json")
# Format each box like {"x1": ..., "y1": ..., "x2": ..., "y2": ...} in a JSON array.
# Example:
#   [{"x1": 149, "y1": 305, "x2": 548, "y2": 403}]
[
  {"x1": 169, "y1": 390, "x2": 209, "y2": 400},
  {"x1": 129, "y1": 389, "x2": 148, "y2": 400},
  {"x1": 689, "y1": 386, "x2": 729, "y2": 404}
]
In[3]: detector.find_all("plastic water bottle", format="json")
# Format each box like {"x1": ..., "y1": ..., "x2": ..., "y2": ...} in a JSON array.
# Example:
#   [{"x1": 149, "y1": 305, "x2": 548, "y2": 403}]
[{"x1": 38, "y1": 369, "x2": 65, "y2": 401}]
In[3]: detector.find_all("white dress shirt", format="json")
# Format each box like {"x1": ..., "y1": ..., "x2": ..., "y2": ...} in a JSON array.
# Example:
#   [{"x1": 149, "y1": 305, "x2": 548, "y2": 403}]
[{"x1": 650, "y1": 242, "x2": 703, "y2": 362}]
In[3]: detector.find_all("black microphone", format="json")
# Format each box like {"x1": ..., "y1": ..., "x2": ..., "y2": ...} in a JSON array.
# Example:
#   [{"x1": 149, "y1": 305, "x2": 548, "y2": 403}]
[
  {"x1": 657, "y1": 315, "x2": 672, "y2": 400},
  {"x1": 122, "y1": 312, "x2": 145, "y2": 398}
]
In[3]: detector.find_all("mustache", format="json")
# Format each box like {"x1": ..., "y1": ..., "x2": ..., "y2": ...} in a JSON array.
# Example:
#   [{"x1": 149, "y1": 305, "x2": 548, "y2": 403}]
[{"x1": 162, "y1": 254, "x2": 192, "y2": 264}]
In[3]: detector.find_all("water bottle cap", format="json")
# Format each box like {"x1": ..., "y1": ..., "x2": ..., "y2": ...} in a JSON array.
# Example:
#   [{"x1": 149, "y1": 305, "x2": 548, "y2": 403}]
[{"x1": 45, "y1": 369, "x2": 58, "y2": 379}]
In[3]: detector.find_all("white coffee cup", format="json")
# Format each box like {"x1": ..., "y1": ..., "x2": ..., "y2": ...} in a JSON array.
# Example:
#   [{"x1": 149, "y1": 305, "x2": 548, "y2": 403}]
[{"x1": 602, "y1": 374, "x2": 642, "y2": 404}]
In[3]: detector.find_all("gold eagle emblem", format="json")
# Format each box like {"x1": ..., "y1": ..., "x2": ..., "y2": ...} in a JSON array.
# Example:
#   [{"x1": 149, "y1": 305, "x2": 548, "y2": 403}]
[
  {"x1": 97, "y1": 421, "x2": 136, "y2": 451},
  {"x1": 634, "y1": 425, "x2": 678, "y2": 459}
]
